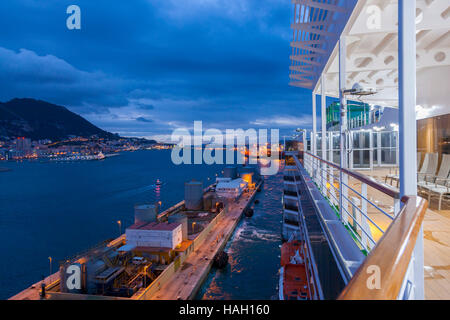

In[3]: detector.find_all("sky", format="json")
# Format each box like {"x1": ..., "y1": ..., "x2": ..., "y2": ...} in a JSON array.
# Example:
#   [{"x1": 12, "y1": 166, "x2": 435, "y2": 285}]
[{"x1": 0, "y1": 0, "x2": 315, "y2": 142}]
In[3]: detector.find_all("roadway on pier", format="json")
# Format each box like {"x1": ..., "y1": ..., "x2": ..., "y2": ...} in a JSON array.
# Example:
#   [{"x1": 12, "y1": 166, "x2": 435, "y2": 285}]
[{"x1": 149, "y1": 189, "x2": 256, "y2": 300}]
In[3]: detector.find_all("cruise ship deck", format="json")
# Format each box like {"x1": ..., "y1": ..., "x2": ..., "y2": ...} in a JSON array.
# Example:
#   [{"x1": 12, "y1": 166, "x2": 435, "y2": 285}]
[
  {"x1": 284, "y1": 0, "x2": 450, "y2": 300},
  {"x1": 360, "y1": 168, "x2": 450, "y2": 299}
]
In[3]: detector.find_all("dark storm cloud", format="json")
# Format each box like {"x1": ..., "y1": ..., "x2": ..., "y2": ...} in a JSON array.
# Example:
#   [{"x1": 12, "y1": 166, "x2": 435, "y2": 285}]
[
  {"x1": 135, "y1": 103, "x2": 155, "y2": 111},
  {"x1": 0, "y1": 0, "x2": 312, "y2": 141},
  {"x1": 136, "y1": 117, "x2": 153, "y2": 123}
]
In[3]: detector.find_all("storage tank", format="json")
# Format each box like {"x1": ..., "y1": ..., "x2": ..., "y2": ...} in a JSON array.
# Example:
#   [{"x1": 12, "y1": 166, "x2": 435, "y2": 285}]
[
  {"x1": 168, "y1": 213, "x2": 188, "y2": 241},
  {"x1": 185, "y1": 180, "x2": 203, "y2": 210},
  {"x1": 223, "y1": 166, "x2": 238, "y2": 179},
  {"x1": 203, "y1": 193, "x2": 215, "y2": 211},
  {"x1": 134, "y1": 204, "x2": 158, "y2": 224}
]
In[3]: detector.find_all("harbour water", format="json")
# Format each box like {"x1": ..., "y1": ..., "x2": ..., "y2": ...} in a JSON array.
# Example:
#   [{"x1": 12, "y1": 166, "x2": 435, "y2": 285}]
[
  {"x1": 0, "y1": 150, "x2": 282, "y2": 299},
  {"x1": 196, "y1": 172, "x2": 283, "y2": 300}
]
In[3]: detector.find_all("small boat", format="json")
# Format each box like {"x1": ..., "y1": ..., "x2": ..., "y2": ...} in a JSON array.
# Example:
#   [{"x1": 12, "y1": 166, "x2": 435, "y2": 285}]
[
  {"x1": 279, "y1": 240, "x2": 310, "y2": 300},
  {"x1": 96, "y1": 152, "x2": 106, "y2": 160}
]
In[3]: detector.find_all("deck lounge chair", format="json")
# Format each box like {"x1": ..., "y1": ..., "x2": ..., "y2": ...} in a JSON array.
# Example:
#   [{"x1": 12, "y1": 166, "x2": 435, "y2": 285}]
[
  {"x1": 418, "y1": 153, "x2": 439, "y2": 184},
  {"x1": 419, "y1": 154, "x2": 450, "y2": 187},
  {"x1": 385, "y1": 168, "x2": 398, "y2": 185},
  {"x1": 385, "y1": 152, "x2": 423, "y2": 187},
  {"x1": 420, "y1": 154, "x2": 450, "y2": 210}
]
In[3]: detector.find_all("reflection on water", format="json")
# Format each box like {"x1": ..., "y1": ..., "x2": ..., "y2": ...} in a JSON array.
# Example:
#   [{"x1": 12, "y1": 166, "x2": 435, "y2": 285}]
[{"x1": 196, "y1": 172, "x2": 283, "y2": 300}]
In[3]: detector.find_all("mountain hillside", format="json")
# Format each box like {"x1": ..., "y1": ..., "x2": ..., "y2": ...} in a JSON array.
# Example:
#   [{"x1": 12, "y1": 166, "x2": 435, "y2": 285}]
[{"x1": 0, "y1": 98, "x2": 117, "y2": 140}]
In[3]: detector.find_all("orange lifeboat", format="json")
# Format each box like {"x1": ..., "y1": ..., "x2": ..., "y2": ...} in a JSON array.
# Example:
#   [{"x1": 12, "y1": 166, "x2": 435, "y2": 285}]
[{"x1": 279, "y1": 240, "x2": 310, "y2": 300}]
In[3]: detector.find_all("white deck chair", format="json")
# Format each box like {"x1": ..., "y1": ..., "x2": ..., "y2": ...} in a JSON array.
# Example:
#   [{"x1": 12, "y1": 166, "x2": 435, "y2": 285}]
[
  {"x1": 385, "y1": 168, "x2": 398, "y2": 185},
  {"x1": 422, "y1": 179, "x2": 450, "y2": 210},
  {"x1": 419, "y1": 154, "x2": 450, "y2": 187},
  {"x1": 418, "y1": 153, "x2": 439, "y2": 183},
  {"x1": 385, "y1": 152, "x2": 422, "y2": 186},
  {"x1": 421, "y1": 154, "x2": 450, "y2": 210},
  {"x1": 419, "y1": 153, "x2": 431, "y2": 175}
]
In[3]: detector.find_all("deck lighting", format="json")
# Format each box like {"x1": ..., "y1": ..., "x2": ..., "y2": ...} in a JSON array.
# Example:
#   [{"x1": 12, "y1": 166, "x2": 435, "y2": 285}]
[{"x1": 343, "y1": 83, "x2": 377, "y2": 96}]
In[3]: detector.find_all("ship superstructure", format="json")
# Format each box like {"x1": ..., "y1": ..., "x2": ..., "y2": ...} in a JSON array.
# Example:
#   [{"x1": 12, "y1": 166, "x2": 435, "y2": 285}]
[{"x1": 283, "y1": 0, "x2": 450, "y2": 300}]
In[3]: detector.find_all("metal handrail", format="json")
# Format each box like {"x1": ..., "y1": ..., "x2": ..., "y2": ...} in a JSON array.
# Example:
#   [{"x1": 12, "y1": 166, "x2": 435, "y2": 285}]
[
  {"x1": 342, "y1": 182, "x2": 394, "y2": 220},
  {"x1": 302, "y1": 151, "x2": 402, "y2": 252},
  {"x1": 305, "y1": 152, "x2": 400, "y2": 198},
  {"x1": 313, "y1": 159, "x2": 395, "y2": 220},
  {"x1": 301, "y1": 152, "x2": 428, "y2": 299},
  {"x1": 338, "y1": 196, "x2": 427, "y2": 300}
]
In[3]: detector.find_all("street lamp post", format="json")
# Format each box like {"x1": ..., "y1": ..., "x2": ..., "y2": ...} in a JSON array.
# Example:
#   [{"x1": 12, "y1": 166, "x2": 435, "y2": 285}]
[
  {"x1": 48, "y1": 256, "x2": 52, "y2": 276},
  {"x1": 117, "y1": 220, "x2": 122, "y2": 236},
  {"x1": 143, "y1": 265, "x2": 149, "y2": 288}
]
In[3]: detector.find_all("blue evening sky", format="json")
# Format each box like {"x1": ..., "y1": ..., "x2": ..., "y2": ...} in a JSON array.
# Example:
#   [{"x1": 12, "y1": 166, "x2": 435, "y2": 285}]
[{"x1": 0, "y1": 0, "x2": 315, "y2": 142}]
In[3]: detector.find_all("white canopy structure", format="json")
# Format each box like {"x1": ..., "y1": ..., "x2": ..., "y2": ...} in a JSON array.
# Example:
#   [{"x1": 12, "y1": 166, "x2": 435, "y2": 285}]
[{"x1": 290, "y1": 0, "x2": 450, "y2": 118}]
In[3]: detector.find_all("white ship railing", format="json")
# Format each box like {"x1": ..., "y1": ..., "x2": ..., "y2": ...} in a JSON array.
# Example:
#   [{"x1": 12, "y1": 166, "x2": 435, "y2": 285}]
[
  {"x1": 303, "y1": 151, "x2": 400, "y2": 253},
  {"x1": 300, "y1": 152, "x2": 427, "y2": 300}
]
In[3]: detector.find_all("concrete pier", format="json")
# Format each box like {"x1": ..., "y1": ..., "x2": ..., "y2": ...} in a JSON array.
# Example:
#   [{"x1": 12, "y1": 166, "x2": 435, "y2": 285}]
[{"x1": 140, "y1": 182, "x2": 261, "y2": 300}]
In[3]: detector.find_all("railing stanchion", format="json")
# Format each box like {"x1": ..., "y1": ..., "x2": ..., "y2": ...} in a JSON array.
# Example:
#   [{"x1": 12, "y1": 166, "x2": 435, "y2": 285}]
[
  {"x1": 342, "y1": 174, "x2": 349, "y2": 224},
  {"x1": 361, "y1": 183, "x2": 371, "y2": 251},
  {"x1": 394, "y1": 198, "x2": 401, "y2": 216},
  {"x1": 339, "y1": 169, "x2": 343, "y2": 222},
  {"x1": 300, "y1": 152, "x2": 427, "y2": 300},
  {"x1": 330, "y1": 168, "x2": 337, "y2": 206}
]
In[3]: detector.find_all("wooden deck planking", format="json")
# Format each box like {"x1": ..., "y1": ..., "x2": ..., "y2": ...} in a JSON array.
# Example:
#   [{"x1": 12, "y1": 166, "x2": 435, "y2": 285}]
[
  {"x1": 357, "y1": 168, "x2": 450, "y2": 300},
  {"x1": 423, "y1": 209, "x2": 450, "y2": 299}
]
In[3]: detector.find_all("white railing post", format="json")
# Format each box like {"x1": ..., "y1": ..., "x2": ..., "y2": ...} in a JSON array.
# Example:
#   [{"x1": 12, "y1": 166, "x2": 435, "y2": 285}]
[
  {"x1": 369, "y1": 130, "x2": 374, "y2": 170},
  {"x1": 342, "y1": 174, "x2": 349, "y2": 224},
  {"x1": 312, "y1": 93, "x2": 317, "y2": 157},
  {"x1": 377, "y1": 132, "x2": 382, "y2": 167},
  {"x1": 396, "y1": 130, "x2": 400, "y2": 167},
  {"x1": 394, "y1": 198, "x2": 401, "y2": 216},
  {"x1": 321, "y1": 74, "x2": 327, "y2": 195},
  {"x1": 339, "y1": 35, "x2": 348, "y2": 222},
  {"x1": 361, "y1": 183, "x2": 371, "y2": 251},
  {"x1": 399, "y1": 0, "x2": 424, "y2": 300},
  {"x1": 312, "y1": 93, "x2": 317, "y2": 182}
]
